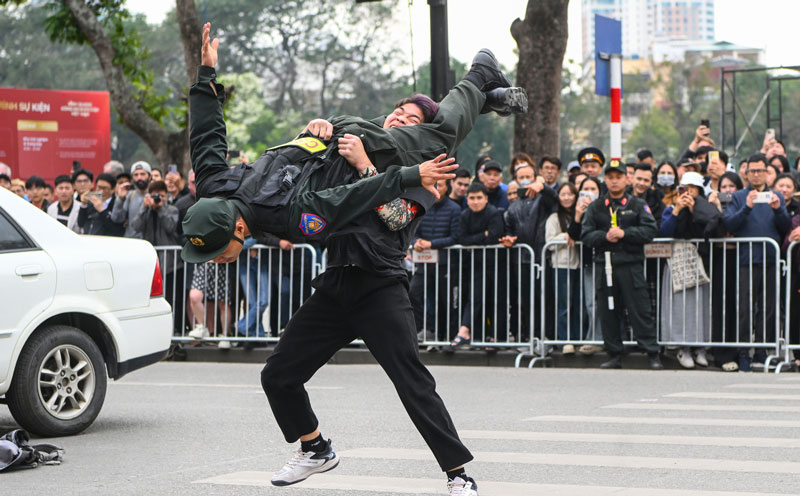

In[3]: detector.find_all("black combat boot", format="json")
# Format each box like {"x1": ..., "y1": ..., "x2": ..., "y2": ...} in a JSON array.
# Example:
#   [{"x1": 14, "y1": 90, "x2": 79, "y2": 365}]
[
  {"x1": 600, "y1": 354, "x2": 623, "y2": 369},
  {"x1": 482, "y1": 87, "x2": 528, "y2": 115},
  {"x1": 463, "y1": 49, "x2": 512, "y2": 92},
  {"x1": 648, "y1": 353, "x2": 665, "y2": 370}
]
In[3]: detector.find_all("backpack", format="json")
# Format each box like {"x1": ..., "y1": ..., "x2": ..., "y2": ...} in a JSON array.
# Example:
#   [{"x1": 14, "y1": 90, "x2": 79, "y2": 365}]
[{"x1": 0, "y1": 429, "x2": 63, "y2": 472}]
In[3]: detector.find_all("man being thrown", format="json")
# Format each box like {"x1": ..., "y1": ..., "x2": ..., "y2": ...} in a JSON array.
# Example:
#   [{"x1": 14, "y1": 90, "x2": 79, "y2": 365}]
[{"x1": 180, "y1": 22, "x2": 527, "y2": 265}]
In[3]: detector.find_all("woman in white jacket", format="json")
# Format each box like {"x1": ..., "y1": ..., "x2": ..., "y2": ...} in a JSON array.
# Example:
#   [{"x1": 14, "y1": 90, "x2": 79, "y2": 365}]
[{"x1": 545, "y1": 183, "x2": 582, "y2": 352}]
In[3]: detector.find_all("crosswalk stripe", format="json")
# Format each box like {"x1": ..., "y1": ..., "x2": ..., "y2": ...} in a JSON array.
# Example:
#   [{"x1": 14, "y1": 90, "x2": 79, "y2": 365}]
[
  {"x1": 603, "y1": 402, "x2": 800, "y2": 413},
  {"x1": 459, "y1": 429, "x2": 800, "y2": 448},
  {"x1": 727, "y1": 383, "x2": 800, "y2": 390},
  {"x1": 523, "y1": 415, "x2": 800, "y2": 428},
  {"x1": 193, "y1": 472, "x2": 791, "y2": 496},
  {"x1": 666, "y1": 392, "x2": 800, "y2": 401},
  {"x1": 340, "y1": 448, "x2": 800, "y2": 474},
  {"x1": 777, "y1": 377, "x2": 800, "y2": 382}
]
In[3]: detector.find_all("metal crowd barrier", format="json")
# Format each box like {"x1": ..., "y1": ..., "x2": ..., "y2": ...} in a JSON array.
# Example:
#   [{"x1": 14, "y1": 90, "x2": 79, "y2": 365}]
[
  {"x1": 780, "y1": 241, "x2": 800, "y2": 373},
  {"x1": 155, "y1": 244, "x2": 318, "y2": 345},
  {"x1": 518, "y1": 237, "x2": 786, "y2": 373}
]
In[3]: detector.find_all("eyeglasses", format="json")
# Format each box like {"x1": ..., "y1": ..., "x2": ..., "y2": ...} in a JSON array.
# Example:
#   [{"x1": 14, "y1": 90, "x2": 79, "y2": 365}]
[
  {"x1": 748, "y1": 168, "x2": 767, "y2": 174},
  {"x1": 75, "y1": 178, "x2": 91, "y2": 183}
]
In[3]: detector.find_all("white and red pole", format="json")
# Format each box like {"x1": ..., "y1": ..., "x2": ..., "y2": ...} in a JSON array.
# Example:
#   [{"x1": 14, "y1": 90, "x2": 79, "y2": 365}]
[{"x1": 609, "y1": 54, "x2": 622, "y2": 162}]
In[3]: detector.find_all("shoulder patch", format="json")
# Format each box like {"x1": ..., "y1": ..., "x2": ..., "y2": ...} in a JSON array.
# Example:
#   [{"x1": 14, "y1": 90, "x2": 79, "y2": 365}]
[
  {"x1": 299, "y1": 213, "x2": 326, "y2": 235},
  {"x1": 643, "y1": 203, "x2": 652, "y2": 214}
]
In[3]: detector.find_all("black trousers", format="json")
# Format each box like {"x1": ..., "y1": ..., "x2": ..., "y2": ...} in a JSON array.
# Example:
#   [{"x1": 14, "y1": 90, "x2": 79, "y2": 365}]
[
  {"x1": 737, "y1": 263, "x2": 778, "y2": 346},
  {"x1": 261, "y1": 266, "x2": 473, "y2": 472},
  {"x1": 597, "y1": 262, "x2": 659, "y2": 355}
]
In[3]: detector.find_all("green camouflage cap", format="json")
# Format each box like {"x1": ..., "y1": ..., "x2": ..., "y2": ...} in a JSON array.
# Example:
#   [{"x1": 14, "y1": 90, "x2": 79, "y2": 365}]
[{"x1": 180, "y1": 198, "x2": 238, "y2": 263}]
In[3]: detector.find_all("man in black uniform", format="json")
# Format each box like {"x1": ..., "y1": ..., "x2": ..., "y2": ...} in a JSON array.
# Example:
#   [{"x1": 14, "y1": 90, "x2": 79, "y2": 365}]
[
  {"x1": 580, "y1": 160, "x2": 663, "y2": 370},
  {"x1": 181, "y1": 23, "x2": 527, "y2": 265},
  {"x1": 261, "y1": 142, "x2": 479, "y2": 494}
]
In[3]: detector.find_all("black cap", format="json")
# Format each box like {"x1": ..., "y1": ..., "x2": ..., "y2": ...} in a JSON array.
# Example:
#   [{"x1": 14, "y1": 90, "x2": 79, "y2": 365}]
[
  {"x1": 578, "y1": 147, "x2": 605, "y2": 166},
  {"x1": 181, "y1": 198, "x2": 239, "y2": 263},
  {"x1": 482, "y1": 160, "x2": 503, "y2": 173},
  {"x1": 603, "y1": 159, "x2": 625, "y2": 175}
]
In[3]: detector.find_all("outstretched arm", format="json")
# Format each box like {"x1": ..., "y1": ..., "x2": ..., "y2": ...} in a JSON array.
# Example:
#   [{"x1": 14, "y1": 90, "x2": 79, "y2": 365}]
[{"x1": 189, "y1": 22, "x2": 229, "y2": 198}]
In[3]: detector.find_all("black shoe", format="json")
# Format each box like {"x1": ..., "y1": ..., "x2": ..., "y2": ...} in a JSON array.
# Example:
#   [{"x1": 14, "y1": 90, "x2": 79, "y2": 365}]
[
  {"x1": 463, "y1": 48, "x2": 512, "y2": 92},
  {"x1": 648, "y1": 354, "x2": 665, "y2": 370},
  {"x1": 600, "y1": 355, "x2": 622, "y2": 369},
  {"x1": 481, "y1": 87, "x2": 528, "y2": 115}
]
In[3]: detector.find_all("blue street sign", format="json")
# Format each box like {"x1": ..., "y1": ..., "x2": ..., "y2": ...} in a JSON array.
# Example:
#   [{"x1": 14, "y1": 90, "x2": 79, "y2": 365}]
[{"x1": 595, "y1": 14, "x2": 622, "y2": 97}]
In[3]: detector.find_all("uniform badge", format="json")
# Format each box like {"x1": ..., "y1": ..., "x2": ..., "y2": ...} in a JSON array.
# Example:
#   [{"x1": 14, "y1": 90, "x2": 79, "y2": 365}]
[
  {"x1": 299, "y1": 213, "x2": 326, "y2": 235},
  {"x1": 644, "y1": 204, "x2": 652, "y2": 214},
  {"x1": 189, "y1": 236, "x2": 205, "y2": 247}
]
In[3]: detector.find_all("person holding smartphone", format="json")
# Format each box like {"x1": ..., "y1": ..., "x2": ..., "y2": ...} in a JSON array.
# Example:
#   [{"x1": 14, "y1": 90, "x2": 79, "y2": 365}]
[{"x1": 78, "y1": 173, "x2": 124, "y2": 236}]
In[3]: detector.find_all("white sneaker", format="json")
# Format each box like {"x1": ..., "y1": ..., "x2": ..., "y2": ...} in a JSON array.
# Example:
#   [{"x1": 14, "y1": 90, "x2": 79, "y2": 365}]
[
  {"x1": 562, "y1": 344, "x2": 575, "y2": 355},
  {"x1": 677, "y1": 347, "x2": 695, "y2": 369},
  {"x1": 271, "y1": 441, "x2": 339, "y2": 486},
  {"x1": 187, "y1": 324, "x2": 209, "y2": 339},
  {"x1": 217, "y1": 340, "x2": 231, "y2": 349},
  {"x1": 578, "y1": 344, "x2": 603, "y2": 355},
  {"x1": 448, "y1": 476, "x2": 479, "y2": 496},
  {"x1": 693, "y1": 348, "x2": 709, "y2": 367}
]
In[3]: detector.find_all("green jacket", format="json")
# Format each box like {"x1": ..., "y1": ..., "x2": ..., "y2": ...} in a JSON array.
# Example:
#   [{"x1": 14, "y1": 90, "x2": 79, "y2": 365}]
[{"x1": 580, "y1": 192, "x2": 657, "y2": 265}]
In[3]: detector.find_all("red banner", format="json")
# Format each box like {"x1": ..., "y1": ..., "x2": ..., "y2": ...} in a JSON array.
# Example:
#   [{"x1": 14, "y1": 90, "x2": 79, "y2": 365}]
[{"x1": 0, "y1": 88, "x2": 110, "y2": 184}]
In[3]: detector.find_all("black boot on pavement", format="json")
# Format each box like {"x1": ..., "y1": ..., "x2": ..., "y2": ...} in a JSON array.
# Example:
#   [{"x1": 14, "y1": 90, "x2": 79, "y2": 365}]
[
  {"x1": 648, "y1": 353, "x2": 665, "y2": 370},
  {"x1": 481, "y1": 87, "x2": 528, "y2": 115},
  {"x1": 463, "y1": 49, "x2": 512, "y2": 92},
  {"x1": 600, "y1": 355, "x2": 622, "y2": 369}
]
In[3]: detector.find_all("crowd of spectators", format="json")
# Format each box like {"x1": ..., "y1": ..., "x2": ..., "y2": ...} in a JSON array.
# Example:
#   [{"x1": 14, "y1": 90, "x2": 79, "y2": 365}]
[{"x1": 2, "y1": 123, "x2": 800, "y2": 371}]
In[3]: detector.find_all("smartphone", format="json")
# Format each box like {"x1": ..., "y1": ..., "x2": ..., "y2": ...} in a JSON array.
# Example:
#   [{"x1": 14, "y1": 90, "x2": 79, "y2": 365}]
[
  {"x1": 717, "y1": 192, "x2": 732, "y2": 203},
  {"x1": 677, "y1": 185, "x2": 688, "y2": 195},
  {"x1": 765, "y1": 128, "x2": 776, "y2": 141},
  {"x1": 228, "y1": 150, "x2": 240, "y2": 159},
  {"x1": 86, "y1": 191, "x2": 103, "y2": 201},
  {"x1": 72, "y1": 160, "x2": 81, "y2": 173},
  {"x1": 754, "y1": 191, "x2": 772, "y2": 204},
  {"x1": 124, "y1": 184, "x2": 134, "y2": 191},
  {"x1": 709, "y1": 150, "x2": 719, "y2": 162},
  {"x1": 167, "y1": 164, "x2": 178, "y2": 174},
  {"x1": 579, "y1": 191, "x2": 598, "y2": 202},
  {"x1": 700, "y1": 119, "x2": 710, "y2": 128}
]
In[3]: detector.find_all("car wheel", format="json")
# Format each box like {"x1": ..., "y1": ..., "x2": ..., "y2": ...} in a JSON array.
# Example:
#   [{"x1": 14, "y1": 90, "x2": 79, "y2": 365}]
[{"x1": 7, "y1": 325, "x2": 107, "y2": 437}]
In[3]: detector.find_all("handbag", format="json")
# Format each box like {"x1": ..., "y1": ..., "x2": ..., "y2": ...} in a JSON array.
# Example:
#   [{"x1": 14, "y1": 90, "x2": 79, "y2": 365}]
[{"x1": 667, "y1": 240, "x2": 710, "y2": 293}]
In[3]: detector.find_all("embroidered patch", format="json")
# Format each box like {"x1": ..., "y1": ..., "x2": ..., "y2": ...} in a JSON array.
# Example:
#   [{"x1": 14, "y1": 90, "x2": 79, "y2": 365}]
[
  {"x1": 268, "y1": 137, "x2": 327, "y2": 154},
  {"x1": 299, "y1": 213, "x2": 326, "y2": 235},
  {"x1": 643, "y1": 203, "x2": 652, "y2": 214},
  {"x1": 189, "y1": 236, "x2": 205, "y2": 247}
]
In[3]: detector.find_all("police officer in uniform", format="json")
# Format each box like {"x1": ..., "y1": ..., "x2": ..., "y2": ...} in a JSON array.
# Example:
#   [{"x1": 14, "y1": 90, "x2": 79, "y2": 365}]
[
  {"x1": 181, "y1": 23, "x2": 527, "y2": 265},
  {"x1": 578, "y1": 147, "x2": 606, "y2": 179},
  {"x1": 580, "y1": 159, "x2": 663, "y2": 369}
]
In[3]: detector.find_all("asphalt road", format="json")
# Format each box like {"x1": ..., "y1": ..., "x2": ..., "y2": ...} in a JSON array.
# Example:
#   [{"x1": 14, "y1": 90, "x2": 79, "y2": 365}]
[{"x1": 2, "y1": 362, "x2": 799, "y2": 495}]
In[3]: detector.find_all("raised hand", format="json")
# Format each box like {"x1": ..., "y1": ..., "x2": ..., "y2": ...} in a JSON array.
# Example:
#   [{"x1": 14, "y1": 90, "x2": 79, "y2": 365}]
[
  {"x1": 418, "y1": 154, "x2": 458, "y2": 200},
  {"x1": 201, "y1": 22, "x2": 219, "y2": 68}
]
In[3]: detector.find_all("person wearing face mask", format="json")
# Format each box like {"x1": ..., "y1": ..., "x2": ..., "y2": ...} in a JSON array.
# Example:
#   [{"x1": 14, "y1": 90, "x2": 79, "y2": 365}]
[
  {"x1": 655, "y1": 162, "x2": 679, "y2": 207},
  {"x1": 110, "y1": 160, "x2": 152, "y2": 238}
]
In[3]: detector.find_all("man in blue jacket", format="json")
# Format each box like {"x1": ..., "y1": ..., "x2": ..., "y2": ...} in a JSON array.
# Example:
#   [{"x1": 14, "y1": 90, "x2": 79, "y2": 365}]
[
  {"x1": 723, "y1": 153, "x2": 791, "y2": 370},
  {"x1": 410, "y1": 180, "x2": 462, "y2": 343}
]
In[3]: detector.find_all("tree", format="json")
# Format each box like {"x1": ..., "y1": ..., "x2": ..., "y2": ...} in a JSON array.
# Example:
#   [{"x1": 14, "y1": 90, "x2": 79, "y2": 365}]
[{"x1": 511, "y1": 0, "x2": 570, "y2": 164}]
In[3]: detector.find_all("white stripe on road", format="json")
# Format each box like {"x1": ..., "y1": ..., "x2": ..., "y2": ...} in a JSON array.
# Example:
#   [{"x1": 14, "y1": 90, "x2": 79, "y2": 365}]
[
  {"x1": 726, "y1": 383, "x2": 800, "y2": 390},
  {"x1": 339, "y1": 448, "x2": 800, "y2": 474},
  {"x1": 603, "y1": 402, "x2": 800, "y2": 413},
  {"x1": 523, "y1": 415, "x2": 800, "y2": 428},
  {"x1": 459, "y1": 429, "x2": 800, "y2": 448},
  {"x1": 111, "y1": 381, "x2": 342, "y2": 390},
  {"x1": 194, "y1": 472, "x2": 791, "y2": 496},
  {"x1": 666, "y1": 392, "x2": 800, "y2": 401}
]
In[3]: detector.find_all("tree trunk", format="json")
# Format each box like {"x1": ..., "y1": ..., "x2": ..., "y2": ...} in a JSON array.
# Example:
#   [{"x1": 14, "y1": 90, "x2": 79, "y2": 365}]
[
  {"x1": 63, "y1": 0, "x2": 203, "y2": 173},
  {"x1": 511, "y1": 0, "x2": 569, "y2": 165}
]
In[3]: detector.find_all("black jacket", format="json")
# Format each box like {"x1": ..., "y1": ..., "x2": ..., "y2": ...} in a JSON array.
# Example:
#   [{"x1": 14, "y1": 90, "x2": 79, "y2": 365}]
[
  {"x1": 77, "y1": 196, "x2": 125, "y2": 237},
  {"x1": 503, "y1": 186, "x2": 557, "y2": 257},
  {"x1": 629, "y1": 186, "x2": 666, "y2": 229},
  {"x1": 414, "y1": 197, "x2": 461, "y2": 249},
  {"x1": 458, "y1": 205, "x2": 504, "y2": 246}
]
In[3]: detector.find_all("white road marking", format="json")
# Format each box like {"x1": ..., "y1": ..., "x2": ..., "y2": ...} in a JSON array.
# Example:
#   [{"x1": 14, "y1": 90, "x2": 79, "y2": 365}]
[
  {"x1": 111, "y1": 381, "x2": 342, "y2": 390},
  {"x1": 459, "y1": 429, "x2": 800, "y2": 448},
  {"x1": 666, "y1": 392, "x2": 800, "y2": 401},
  {"x1": 603, "y1": 402, "x2": 800, "y2": 413},
  {"x1": 194, "y1": 472, "x2": 791, "y2": 495},
  {"x1": 523, "y1": 415, "x2": 800, "y2": 428},
  {"x1": 726, "y1": 383, "x2": 800, "y2": 390},
  {"x1": 340, "y1": 448, "x2": 800, "y2": 474}
]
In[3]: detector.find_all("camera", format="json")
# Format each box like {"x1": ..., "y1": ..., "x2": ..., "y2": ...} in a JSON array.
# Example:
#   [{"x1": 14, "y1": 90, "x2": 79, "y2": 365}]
[
  {"x1": 718, "y1": 192, "x2": 733, "y2": 203},
  {"x1": 700, "y1": 119, "x2": 710, "y2": 128},
  {"x1": 124, "y1": 184, "x2": 133, "y2": 191},
  {"x1": 151, "y1": 193, "x2": 162, "y2": 204},
  {"x1": 677, "y1": 185, "x2": 688, "y2": 195}
]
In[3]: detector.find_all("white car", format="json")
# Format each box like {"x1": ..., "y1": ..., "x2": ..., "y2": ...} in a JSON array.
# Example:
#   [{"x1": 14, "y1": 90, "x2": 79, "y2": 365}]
[{"x1": 0, "y1": 188, "x2": 172, "y2": 436}]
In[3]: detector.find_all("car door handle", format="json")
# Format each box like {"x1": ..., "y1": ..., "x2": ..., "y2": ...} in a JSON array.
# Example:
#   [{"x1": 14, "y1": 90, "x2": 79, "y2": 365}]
[{"x1": 16, "y1": 265, "x2": 42, "y2": 277}]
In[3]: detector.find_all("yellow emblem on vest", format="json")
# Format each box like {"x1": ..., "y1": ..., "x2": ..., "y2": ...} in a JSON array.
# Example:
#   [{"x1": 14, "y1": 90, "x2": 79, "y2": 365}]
[
  {"x1": 269, "y1": 137, "x2": 327, "y2": 154},
  {"x1": 189, "y1": 236, "x2": 205, "y2": 247}
]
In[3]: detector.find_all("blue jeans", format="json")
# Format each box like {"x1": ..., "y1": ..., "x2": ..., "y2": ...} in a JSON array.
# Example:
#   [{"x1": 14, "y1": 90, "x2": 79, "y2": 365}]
[
  {"x1": 556, "y1": 268, "x2": 583, "y2": 341},
  {"x1": 237, "y1": 255, "x2": 269, "y2": 337}
]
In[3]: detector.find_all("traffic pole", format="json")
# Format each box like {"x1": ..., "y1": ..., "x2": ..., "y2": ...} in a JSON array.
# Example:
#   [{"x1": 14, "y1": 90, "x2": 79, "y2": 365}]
[{"x1": 609, "y1": 53, "x2": 622, "y2": 162}]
